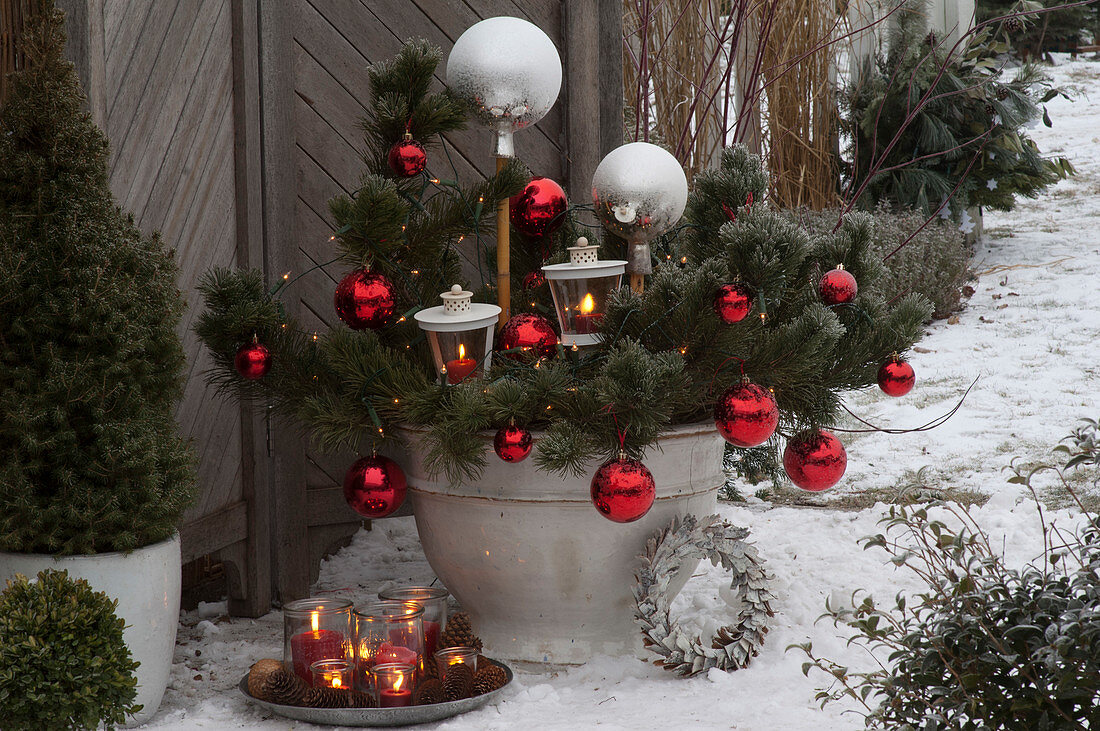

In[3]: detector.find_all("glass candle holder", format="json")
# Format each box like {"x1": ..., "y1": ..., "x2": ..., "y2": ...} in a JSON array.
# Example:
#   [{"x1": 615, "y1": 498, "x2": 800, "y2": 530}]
[
  {"x1": 354, "y1": 601, "x2": 425, "y2": 690},
  {"x1": 372, "y1": 662, "x2": 415, "y2": 708},
  {"x1": 283, "y1": 597, "x2": 353, "y2": 686},
  {"x1": 434, "y1": 646, "x2": 478, "y2": 680},
  {"x1": 311, "y1": 658, "x2": 353, "y2": 690},
  {"x1": 377, "y1": 586, "x2": 449, "y2": 659}
]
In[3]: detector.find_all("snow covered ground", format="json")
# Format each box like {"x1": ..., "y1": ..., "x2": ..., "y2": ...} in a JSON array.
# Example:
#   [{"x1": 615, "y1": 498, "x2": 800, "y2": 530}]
[{"x1": 142, "y1": 55, "x2": 1100, "y2": 730}]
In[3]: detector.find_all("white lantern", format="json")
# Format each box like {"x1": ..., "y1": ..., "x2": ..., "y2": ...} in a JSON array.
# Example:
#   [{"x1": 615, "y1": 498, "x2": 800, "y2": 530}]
[
  {"x1": 541, "y1": 238, "x2": 627, "y2": 347},
  {"x1": 414, "y1": 285, "x2": 501, "y2": 384}
]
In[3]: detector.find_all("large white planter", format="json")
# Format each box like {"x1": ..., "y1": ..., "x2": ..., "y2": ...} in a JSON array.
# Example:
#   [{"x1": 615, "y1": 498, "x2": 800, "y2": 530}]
[
  {"x1": 404, "y1": 421, "x2": 724, "y2": 664},
  {"x1": 0, "y1": 534, "x2": 181, "y2": 727}
]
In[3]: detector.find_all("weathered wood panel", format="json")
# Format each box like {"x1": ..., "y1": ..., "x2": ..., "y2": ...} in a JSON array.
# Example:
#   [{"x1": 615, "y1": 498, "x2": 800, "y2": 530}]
[{"x1": 52, "y1": 0, "x2": 272, "y2": 614}]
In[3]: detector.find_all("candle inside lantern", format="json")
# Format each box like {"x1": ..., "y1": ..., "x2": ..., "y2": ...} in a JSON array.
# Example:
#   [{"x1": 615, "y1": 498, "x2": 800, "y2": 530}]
[
  {"x1": 373, "y1": 663, "x2": 414, "y2": 708},
  {"x1": 291, "y1": 611, "x2": 348, "y2": 685},
  {"x1": 375, "y1": 640, "x2": 419, "y2": 666},
  {"x1": 445, "y1": 343, "x2": 477, "y2": 384},
  {"x1": 573, "y1": 293, "x2": 602, "y2": 334}
]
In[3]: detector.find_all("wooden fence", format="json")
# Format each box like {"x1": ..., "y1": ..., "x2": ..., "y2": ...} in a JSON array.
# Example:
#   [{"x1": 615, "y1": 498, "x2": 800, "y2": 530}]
[{"x1": 27, "y1": 0, "x2": 622, "y2": 614}]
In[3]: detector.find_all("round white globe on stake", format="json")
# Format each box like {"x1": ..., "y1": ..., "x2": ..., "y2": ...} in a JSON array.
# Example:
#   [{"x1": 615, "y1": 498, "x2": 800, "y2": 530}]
[
  {"x1": 446, "y1": 16, "x2": 563, "y2": 327},
  {"x1": 591, "y1": 142, "x2": 689, "y2": 292},
  {"x1": 446, "y1": 16, "x2": 563, "y2": 159}
]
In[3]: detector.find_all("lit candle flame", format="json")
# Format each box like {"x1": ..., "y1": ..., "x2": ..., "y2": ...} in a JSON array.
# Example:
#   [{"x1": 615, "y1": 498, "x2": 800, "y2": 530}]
[
  {"x1": 458, "y1": 343, "x2": 466, "y2": 360},
  {"x1": 332, "y1": 676, "x2": 342, "y2": 688},
  {"x1": 394, "y1": 674, "x2": 404, "y2": 693},
  {"x1": 311, "y1": 611, "x2": 319, "y2": 633},
  {"x1": 580, "y1": 293, "x2": 595, "y2": 315}
]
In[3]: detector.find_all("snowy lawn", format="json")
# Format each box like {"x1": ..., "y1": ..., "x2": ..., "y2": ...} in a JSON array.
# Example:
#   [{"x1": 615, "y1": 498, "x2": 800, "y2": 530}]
[{"x1": 143, "y1": 55, "x2": 1100, "y2": 730}]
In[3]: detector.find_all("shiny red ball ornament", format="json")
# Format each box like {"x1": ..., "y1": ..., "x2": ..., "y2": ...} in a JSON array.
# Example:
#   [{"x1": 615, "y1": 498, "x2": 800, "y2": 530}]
[
  {"x1": 713, "y1": 282, "x2": 753, "y2": 324},
  {"x1": 522, "y1": 270, "x2": 546, "y2": 290},
  {"x1": 783, "y1": 429, "x2": 847, "y2": 492},
  {"x1": 878, "y1": 356, "x2": 916, "y2": 397},
  {"x1": 494, "y1": 423, "x2": 533, "y2": 462},
  {"x1": 234, "y1": 339, "x2": 271, "y2": 380},
  {"x1": 819, "y1": 265, "x2": 857, "y2": 305},
  {"x1": 343, "y1": 455, "x2": 407, "y2": 518},
  {"x1": 387, "y1": 135, "x2": 427, "y2": 178},
  {"x1": 590, "y1": 453, "x2": 656, "y2": 523},
  {"x1": 510, "y1": 177, "x2": 568, "y2": 239},
  {"x1": 334, "y1": 268, "x2": 396, "y2": 330},
  {"x1": 714, "y1": 380, "x2": 779, "y2": 448},
  {"x1": 497, "y1": 313, "x2": 558, "y2": 360}
]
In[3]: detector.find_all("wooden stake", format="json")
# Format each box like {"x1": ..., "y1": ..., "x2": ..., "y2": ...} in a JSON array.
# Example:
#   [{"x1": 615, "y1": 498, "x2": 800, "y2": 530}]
[
  {"x1": 630, "y1": 273, "x2": 645, "y2": 293},
  {"x1": 496, "y1": 156, "x2": 510, "y2": 326}
]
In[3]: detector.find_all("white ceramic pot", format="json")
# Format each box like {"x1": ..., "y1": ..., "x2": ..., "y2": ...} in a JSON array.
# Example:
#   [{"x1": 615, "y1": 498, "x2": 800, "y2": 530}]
[
  {"x1": 404, "y1": 421, "x2": 724, "y2": 664},
  {"x1": 0, "y1": 534, "x2": 181, "y2": 726}
]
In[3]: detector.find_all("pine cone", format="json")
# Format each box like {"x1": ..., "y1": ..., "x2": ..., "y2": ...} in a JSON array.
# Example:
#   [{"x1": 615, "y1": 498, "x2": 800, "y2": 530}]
[
  {"x1": 348, "y1": 689, "x2": 377, "y2": 708},
  {"x1": 996, "y1": 87, "x2": 1010, "y2": 101},
  {"x1": 1005, "y1": 17, "x2": 1023, "y2": 33},
  {"x1": 442, "y1": 662, "x2": 474, "y2": 701},
  {"x1": 262, "y1": 668, "x2": 309, "y2": 706},
  {"x1": 471, "y1": 664, "x2": 508, "y2": 696},
  {"x1": 304, "y1": 686, "x2": 351, "y2": 708},
  {"x1": 984, "y1": 102, "x2": 995, "y2": 115},
  {"x1": 421, "y1": 655, "x2": 439, "y2": 680},
  {"x1": 247, "y1": 658, "x2": 284, "y2": 699},
  {"x1": 413, "y1": 678, "x2": 444, "y2": 706},
  {"x1": 440, "y1": 612, "x2": 483, "y2": 652}
]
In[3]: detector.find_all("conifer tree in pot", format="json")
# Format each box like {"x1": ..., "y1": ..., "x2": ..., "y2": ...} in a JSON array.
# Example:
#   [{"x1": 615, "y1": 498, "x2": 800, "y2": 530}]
[{"x1": 0, "y1": 5, "x2": 194, "y2": 724}]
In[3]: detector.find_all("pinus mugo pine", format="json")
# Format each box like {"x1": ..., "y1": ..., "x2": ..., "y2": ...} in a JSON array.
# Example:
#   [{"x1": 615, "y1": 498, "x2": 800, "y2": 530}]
[
  {"x1": 0, "y1": 7, "x2": 194, "y2": 555},
  {"x1": 196, "y1": 39, "x2": 932, "y2": 484}
]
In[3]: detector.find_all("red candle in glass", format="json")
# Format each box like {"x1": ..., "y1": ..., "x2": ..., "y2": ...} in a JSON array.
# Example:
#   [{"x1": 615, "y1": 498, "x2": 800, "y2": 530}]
[
  {"x1": 445, "y1": 343, "x2": 477, "y2": 384},
  {"x1": 373, "y1": 663, "x2": 414, "y2": 708},
  {"x1": 573, "y1": 293, "x2": 602, "y2": 334},
  {"x1": 291, "y1": 615, "x2": 347, "y2": 684},
  {"x1": 375, "y1": 641, "x2": 418, "y2": 666},
  {"x1": 423, "y1": 620, "x2": 441, "y2": 659},
  {"x1": 379, "y1": 687, "x2": 412, "y2": 708}
]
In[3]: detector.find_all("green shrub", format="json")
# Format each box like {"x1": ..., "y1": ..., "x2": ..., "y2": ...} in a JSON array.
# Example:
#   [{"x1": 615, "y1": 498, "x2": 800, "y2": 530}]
[
  {"x1": 845, "y1": 0, "x2": 1073, "y2": 217},
  {"x1": 0, "y1": 569, "x2": 140, "y2": 730},
  {"x1": 0, "y1": 6, "x2": 194, "y2": 554},
  {"x1": 978, "y1": 0, "x2": 1096, "y2": 57},
  {"x1": 794, "y1": 446, "x2": 1100, "y2": 729},
  {"x1": 794, "y1": 206, "x2": 972, "y2": 320}
]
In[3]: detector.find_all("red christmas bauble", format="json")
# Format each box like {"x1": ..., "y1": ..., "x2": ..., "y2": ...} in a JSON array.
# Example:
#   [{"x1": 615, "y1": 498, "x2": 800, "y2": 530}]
[
  {"x1": 878, "y1": 358, "x2": 916, "y2": 397},
  {"x1": 510, "y1": 177, "x2": 568, "y2": 239},
  {"x1": 334, "y1": 268, "x2": 396, "y2": 330},
  {"x1": 522, "y1": 270, "x2": 546, "y2": 290},
  {"x1": 497, "y1": 313, "x2": 558, "y2": 360},
  {"x1": 234, "y1": 340, "x2": 271, "y2": 380},
  {"x1": 819, "y1": 266, "x2": 857, "y2": 305},
  {"x1": 783, "y1": 429, "x2": 846, "y2": 492},
  {"x1": 343, "y1": 455, "x2": 407, "y2": 518},
  {"x1": 714, "y1": 381, "x2": 779, "y2": 447},
  {"x1": 590, "y1": 455, "x2": 656, "y2": 523},
  {"x1": 494, "y1": 424, "x2": 533, "y2": 462},
  {"x1": 387, "y1": 137, "x2": 427, "y2": 177},
  {"x1": 713, "y1": 283, "x2": 753, "y2": 324}
]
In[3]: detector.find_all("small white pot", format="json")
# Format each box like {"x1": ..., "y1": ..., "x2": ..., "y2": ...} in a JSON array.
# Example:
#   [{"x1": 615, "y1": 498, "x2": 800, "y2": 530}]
[
  {"x1": 403, "y1": 421, "x2": 724, "y2": 664},
  {"x1": 0, "y1": 534, "x2": 181, "y2": 727}
]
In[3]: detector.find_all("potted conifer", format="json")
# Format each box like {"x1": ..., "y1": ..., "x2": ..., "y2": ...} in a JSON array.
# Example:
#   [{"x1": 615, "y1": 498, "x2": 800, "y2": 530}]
[
  {"x1": 196, "y1": 40, "x2": 930, "y2": 664},
  {"x1": 0, "y1": 5, "x2": 194, "y2": 724}
]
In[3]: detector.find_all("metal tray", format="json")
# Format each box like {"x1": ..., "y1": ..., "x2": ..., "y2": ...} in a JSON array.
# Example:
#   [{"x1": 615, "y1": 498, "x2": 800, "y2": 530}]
[{"x1": 238, "y1": 660, "x2": 513, "y2": 727}]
